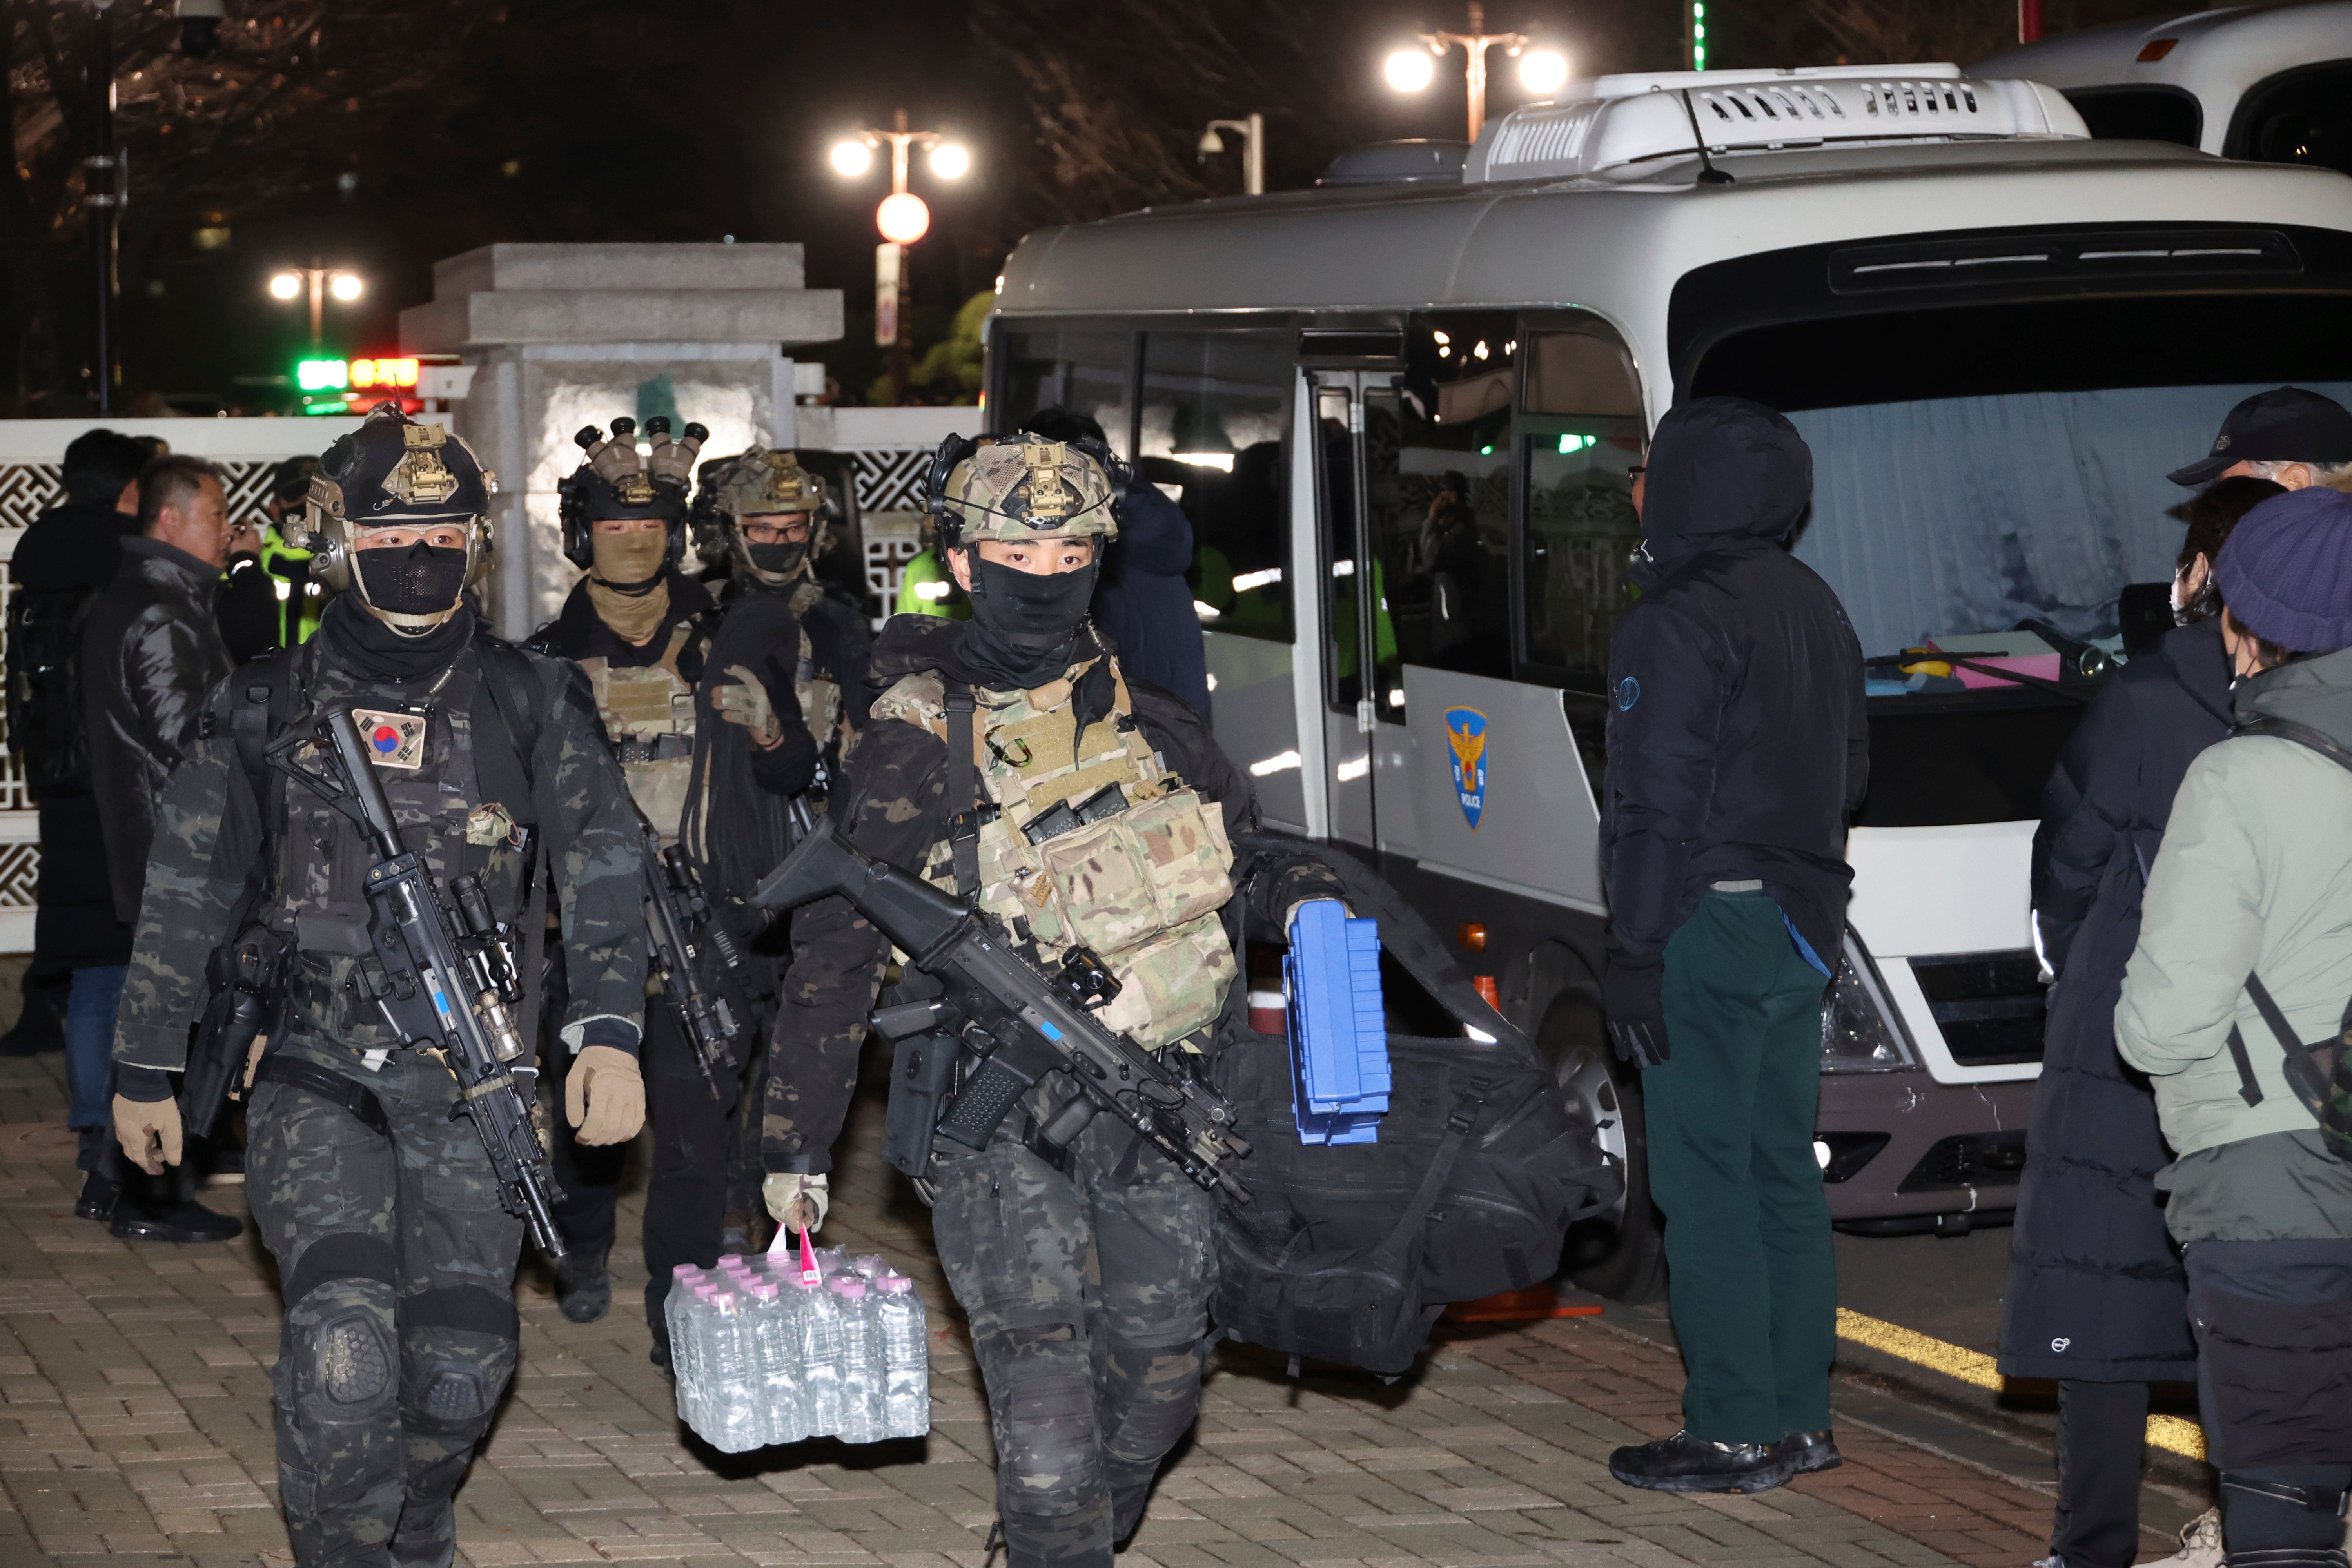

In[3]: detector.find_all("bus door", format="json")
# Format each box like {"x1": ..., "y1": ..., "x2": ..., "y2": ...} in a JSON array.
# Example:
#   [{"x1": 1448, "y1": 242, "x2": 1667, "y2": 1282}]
[{"x1": 1308, "y1": 370, "x2": 1422, "y2": 859}]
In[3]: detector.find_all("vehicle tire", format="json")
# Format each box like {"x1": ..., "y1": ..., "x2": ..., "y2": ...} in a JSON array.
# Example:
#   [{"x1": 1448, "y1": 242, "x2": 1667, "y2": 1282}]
[{"x1": 1543, "y1": 988, "x2": 1669, "y2": 1305}]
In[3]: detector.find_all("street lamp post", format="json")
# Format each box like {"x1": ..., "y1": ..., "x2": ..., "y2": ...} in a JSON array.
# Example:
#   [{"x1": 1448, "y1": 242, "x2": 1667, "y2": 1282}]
[
  {"x1": 829, "y1": 109, "x2": 970, "y2": 401},
  {"x1": 83, "y1": 0, "x2": 128, "y2": 414},
  {"x1": 269, "y1": 260, "x2": 364, "y2": 350},
  {"x1": 1198, "y1": 115, "x2": 1265, "y2": 196},
  {"x1": 1383, "y1": 4, "x2": 1568, "y2": 142}
]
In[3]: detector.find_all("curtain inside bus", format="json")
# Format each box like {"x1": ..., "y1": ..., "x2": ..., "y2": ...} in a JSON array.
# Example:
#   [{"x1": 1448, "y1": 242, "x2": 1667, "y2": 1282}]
[{"x1": 1787, "y1": 380, "x2": 2352, "y2": 659}]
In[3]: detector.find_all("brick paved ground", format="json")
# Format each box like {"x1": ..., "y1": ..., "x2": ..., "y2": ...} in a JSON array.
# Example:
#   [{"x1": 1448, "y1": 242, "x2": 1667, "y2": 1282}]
[{"x1": 0, "y1": 1048, "x2": 2088, "y2": 1568}]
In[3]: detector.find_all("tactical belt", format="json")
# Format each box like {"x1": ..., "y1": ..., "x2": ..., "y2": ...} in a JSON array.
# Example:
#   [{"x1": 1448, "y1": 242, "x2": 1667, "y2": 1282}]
[{"x1": 253, "y1": 1053, "x2": 392, "y2": 1138}]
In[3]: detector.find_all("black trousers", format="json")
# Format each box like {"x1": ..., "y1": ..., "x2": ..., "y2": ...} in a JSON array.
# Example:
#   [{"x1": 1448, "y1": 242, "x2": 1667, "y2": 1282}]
[
  {"x1": 544, "y1": 998, "x2": 761, "y2": 1350},
  {"x1": 2050, "y1": 1379, "x2": 2149, "y2": 1568},
  {"x1": 2186, "y1": 1238, "x2": 2352, "y2": 1557}
]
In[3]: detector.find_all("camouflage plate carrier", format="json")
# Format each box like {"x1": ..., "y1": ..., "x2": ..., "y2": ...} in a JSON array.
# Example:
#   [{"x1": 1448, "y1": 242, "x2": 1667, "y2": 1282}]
[
  {"x1": 874, "y1": 655, "x2": 1234, "y2": 1051},
  {"x1": 577, "y1": 621, "x2": 698, "y2": 840}
]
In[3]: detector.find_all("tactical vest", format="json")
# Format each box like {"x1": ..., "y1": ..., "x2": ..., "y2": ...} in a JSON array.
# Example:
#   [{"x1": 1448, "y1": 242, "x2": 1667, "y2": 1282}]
[
  {"x1": 579, "y1": 620, "x2": 697, "y2": 839},
  {"x1": 261, "y1": 653, "x2": 540, "y2": 1047},
  {"x1": 875, "y1": 657, "x2": 1236, "y2": 1051}
]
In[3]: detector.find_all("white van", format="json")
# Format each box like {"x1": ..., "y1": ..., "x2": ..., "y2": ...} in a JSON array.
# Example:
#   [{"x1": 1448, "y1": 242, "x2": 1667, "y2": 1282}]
[
  {"x1": 1977, "y1": 0, "x2": 2352, "y2": 171},
  {"x1": 984, "y1": 63, "x2": 2352, "y2": 1297}
]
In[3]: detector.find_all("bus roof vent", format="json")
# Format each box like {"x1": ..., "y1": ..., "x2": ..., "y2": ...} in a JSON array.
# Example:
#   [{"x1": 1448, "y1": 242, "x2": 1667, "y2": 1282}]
[{"x1": 1465, "y1": 64, "x2": 2089, "y2": 183}]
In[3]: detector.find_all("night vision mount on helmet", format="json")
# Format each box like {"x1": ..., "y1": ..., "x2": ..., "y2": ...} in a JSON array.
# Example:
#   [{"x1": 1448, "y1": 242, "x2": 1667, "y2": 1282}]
[
  {"x1": 301, "y1": 405, "x2": 498, "y2": 635},
  {"x1": 926, "y1": 431, "x2": 1127, "y2": 550},
  {"x1": 558, "y1": 416, "x2": 707, "y2": 571}
]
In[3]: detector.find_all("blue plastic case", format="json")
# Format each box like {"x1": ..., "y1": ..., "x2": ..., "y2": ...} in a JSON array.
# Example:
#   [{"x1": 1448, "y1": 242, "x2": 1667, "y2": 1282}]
[{"x1": 1283, "y1": 901, "x2": 1391, "y2": 1145}]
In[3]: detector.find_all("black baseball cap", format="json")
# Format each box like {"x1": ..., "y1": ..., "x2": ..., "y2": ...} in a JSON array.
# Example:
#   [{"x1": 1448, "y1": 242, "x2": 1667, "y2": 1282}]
[{"x1": 2168, "y1": 386, "x2": 2352, "y2": 487}]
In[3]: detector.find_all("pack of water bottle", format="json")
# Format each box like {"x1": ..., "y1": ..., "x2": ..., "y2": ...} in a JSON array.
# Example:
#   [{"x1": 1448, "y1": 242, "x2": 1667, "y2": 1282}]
[{"x1": 665, "y1": 1231, "x2": 931, "y2": 1454}]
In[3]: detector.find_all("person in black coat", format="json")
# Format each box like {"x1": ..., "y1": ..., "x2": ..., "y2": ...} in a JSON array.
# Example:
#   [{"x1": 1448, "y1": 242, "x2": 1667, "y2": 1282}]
[
  {"x1": 1998, "y1": 475, "x2": 2282, "y2": 1568},
  {"x1": 1020, "y1": 407, "x2": 1214, "y2": 722},
  {"x1": 1601, "y1": 397, "x2": 1868, "y2": 1494},
  {"x1": 5, "y1": 432, "x2": 156, "y2": 1150}
]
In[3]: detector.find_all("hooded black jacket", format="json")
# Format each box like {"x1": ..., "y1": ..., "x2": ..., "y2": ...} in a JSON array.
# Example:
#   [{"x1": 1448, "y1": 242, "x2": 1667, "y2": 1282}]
[
  {"x1": 1094, "y1": 480, "x2": 1211, "y2": 722},
  {"x1": 1599, "y1": 398, "x2": 1867, "y2": 965},
  {"x1": 1996, "y1": 617, "x2": 2231, "y2": 1383}
]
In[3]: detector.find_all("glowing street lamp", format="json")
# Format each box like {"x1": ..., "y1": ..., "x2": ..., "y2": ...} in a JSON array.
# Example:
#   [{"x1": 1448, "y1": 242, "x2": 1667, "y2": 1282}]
[
  {"x1": 828, "y1": 108, "x2": 972, "y2": 383},
  {"x1": 267, "y1": 260, "x2": 363, "y2": 349},
  {"x1": 876, "y1": 191, "x2": 931, "y2": 246},
  {"x1": 1383, "y1": 2, "x2": 1561, "y2": 140}
]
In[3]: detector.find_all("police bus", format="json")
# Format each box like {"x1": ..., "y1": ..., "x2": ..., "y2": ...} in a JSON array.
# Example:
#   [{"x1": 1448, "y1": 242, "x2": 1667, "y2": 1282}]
[{"x1": 981, "y1": 62, "x2": 2352, "y2": 1299}]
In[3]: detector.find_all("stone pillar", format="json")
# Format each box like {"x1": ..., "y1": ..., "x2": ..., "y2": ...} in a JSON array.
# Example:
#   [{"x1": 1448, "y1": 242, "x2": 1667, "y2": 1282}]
[{"x1": 400, "y1": 243, "x2": 843, "y2": 635}]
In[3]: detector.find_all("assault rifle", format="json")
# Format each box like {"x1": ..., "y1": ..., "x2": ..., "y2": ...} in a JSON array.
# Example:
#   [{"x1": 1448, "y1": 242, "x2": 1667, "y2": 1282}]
[
  {"x1": 640, "y1": 822, "x2": 749, "y2": 1100},
  {"x1": 751, "y1": 824, "x2": 1252, "y2": 1203},
  {"x1": 269, "y1": 706, "x2": 567, "y2": 1259}
]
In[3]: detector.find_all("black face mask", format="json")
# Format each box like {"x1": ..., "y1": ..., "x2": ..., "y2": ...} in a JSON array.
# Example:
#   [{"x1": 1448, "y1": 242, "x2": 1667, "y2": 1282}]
[
  {"x1": 357, "y1": 541, "x2": 469, "y2": 617},
  {"x1": 745, "y1": 540, "x2": 809, "y2": 579},
  {"x1": 958, "y1": 554, "x2": 1100, "y2": 688}
]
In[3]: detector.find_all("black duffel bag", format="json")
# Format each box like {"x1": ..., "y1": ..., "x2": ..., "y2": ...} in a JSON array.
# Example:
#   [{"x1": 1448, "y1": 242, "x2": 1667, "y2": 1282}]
[{"x1": 1210, "y1": 835, "x2": 1620, "y2": 1376}]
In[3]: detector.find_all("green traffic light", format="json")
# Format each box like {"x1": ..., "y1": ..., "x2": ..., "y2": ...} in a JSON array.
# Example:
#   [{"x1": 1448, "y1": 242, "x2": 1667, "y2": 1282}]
[{"x1": 296, "y1": 358, "x2": 347, "y2": 392}]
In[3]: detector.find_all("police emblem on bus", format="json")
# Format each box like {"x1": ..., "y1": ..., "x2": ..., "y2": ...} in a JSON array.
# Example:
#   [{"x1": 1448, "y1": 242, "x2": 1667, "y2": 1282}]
[{"x1": 1443, "y1": 707, "x2": 1488, "y2": 831}]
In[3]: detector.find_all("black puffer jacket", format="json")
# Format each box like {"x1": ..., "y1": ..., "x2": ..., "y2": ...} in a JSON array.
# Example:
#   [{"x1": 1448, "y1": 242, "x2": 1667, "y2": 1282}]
[
  {"x1": 12, "y1": 498, "x2": 141, "y2": 965},
  {"x1": 81, "y1": 537, "x2": 233, "y2": 924},
  {"x1": 1599, "y1": 397, "x2": 1868, "y2": 964},
  {"x1": 1997, "y1": 616, "x2": 2230, "y2": 1383}
]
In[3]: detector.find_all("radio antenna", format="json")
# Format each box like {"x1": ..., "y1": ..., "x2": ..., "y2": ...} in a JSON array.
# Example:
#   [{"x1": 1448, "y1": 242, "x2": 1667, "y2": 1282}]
[{"x1": 1677, "y1": 89, "x2": 1737, "y2": 184}]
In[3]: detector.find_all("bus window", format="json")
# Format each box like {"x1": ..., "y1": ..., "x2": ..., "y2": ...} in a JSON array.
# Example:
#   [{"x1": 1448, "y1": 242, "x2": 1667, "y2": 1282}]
[
  {"x1": 1138, "y1": 330, "x2": 1294, "y2": 643},
  {"x1": 1375, "y1": 313, "x2": 1515, "y2": 705},
  {"x1": 994, "y1": 330, "x2": 1133, "y2": 458},
  {"x1": 1518, "y1": 326, "x2": 1646, "y2": 688},
  {"x1": 2229, "y1": 63, "x2": 2352, "y2": 176}
]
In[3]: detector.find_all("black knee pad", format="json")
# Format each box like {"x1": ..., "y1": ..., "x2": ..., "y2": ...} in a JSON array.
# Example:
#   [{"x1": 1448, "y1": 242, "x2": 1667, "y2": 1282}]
[
  {"x1": 980, "y1": 1326, "x2": 1104, "y2": 1523},
  {"x1": 2222, "y1": 1468, "x2": 2352, "y2": 1554},
  {"x1": 316, "y1": 1310, "x2": 395, "y2": 1407}
]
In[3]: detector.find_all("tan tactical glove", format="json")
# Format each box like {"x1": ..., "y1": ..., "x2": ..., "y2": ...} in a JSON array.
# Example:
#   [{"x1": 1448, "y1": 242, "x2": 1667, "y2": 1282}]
[
  {"x1": 711, "y1": 664, "x2": 785, "y2": 749},
  {"x1": 762, "y1": 1172, "x2": 829, "y2": 1233},
  {"x1": 114, "y1": 1094, "x2": 183, "y2": 1176},
  {"x1": 565, "y1": 1045, "x2": 646, "y2": 1146}
]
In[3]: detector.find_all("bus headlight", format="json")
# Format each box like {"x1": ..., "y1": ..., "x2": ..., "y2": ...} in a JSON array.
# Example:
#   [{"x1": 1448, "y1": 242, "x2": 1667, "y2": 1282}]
[{"x1": 1821, "y1": 931, "x2": 1916, "y2": 1073}]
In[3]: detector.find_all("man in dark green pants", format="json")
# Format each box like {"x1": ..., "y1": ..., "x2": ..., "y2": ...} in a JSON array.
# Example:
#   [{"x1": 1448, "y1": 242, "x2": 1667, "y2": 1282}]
[{"x1": 1597, "y1": 398, "x2": 1867, "y2": 1495}]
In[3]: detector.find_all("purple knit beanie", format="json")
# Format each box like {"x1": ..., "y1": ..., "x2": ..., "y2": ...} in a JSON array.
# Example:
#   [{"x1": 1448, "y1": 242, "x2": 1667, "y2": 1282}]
[{"x1": 2212, "y1": 486, "x2": 2352, "y2": 652}]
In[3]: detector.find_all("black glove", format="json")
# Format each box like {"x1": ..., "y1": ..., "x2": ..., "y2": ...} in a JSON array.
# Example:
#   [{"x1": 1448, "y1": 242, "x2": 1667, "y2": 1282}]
[{"x1": 1602, "y1": 944, "x2": 1669, "y2": 1068}]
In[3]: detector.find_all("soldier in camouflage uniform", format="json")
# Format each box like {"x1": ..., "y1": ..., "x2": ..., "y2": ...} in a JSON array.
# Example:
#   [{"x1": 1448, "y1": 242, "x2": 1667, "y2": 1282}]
[
  {"x1": 110, "y1": 407, "x2": 648, "y2": 1568},
  {"x1": 762, "y1": 434, "x2": 1345, "y2": 1568},
  {"x1": 528, "y1": 422, "x2": 827, "y2": 1356},
  {"x1": 689, "y1": 449, "x2": 875, "y2": 1254}
]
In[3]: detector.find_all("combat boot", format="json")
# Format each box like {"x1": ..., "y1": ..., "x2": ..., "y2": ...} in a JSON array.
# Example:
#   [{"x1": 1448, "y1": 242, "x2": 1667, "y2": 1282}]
[{"x1": 554, "y1": 1249, "x2": 611, "y2": 1323}]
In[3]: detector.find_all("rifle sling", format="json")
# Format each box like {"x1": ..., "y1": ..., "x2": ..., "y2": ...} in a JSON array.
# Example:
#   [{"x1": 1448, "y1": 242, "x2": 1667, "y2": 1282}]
[
  {"x1": 944, "y1": 682, "x2": 980, "y2": 904},
  {"x1": 252, "y1": 1053, "x2": 392, "y2": 1139}
]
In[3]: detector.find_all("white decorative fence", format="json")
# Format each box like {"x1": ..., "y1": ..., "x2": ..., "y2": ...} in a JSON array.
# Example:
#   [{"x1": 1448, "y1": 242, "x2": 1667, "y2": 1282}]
[{"x1": 0, "y1": 404, "x2": 969, "y2": 953}]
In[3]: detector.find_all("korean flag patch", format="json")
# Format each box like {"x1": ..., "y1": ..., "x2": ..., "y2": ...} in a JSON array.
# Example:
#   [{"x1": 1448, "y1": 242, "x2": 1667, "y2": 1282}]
[{"x1": 352, "y1": 708, "x2": 428, "y2": 770}]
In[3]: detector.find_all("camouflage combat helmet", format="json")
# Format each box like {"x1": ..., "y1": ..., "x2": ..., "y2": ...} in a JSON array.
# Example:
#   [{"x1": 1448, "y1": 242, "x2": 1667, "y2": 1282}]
[
  {"x1": 927, "y1": 432, "x2": 1125, "y2": 549},
  {"x1": 708, "y1": 448, "x2": 826, "y2": 517}
]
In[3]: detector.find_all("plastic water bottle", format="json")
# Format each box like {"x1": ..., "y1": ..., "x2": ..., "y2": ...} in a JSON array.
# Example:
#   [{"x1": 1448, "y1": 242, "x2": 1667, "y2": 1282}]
[
  {"x1": 875, "y1": 1275, "x2": 931, "y2": 1438},
  {"x1": 745, "y1": 1282, "x2": 806, "y2": 1446},
  {"x1": 677, "y1": 1282, "x2": 720, "y2": 1431},
  {"x1": 831, "y1": 1278, "x2": 885, "y2": 1444},
  {"x1": 702, "y1": 1292, "x2": 762, "y2": 1452},
  {"x1": 795, "y1": 1271, "x2": 846, "y2": 1437}
]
